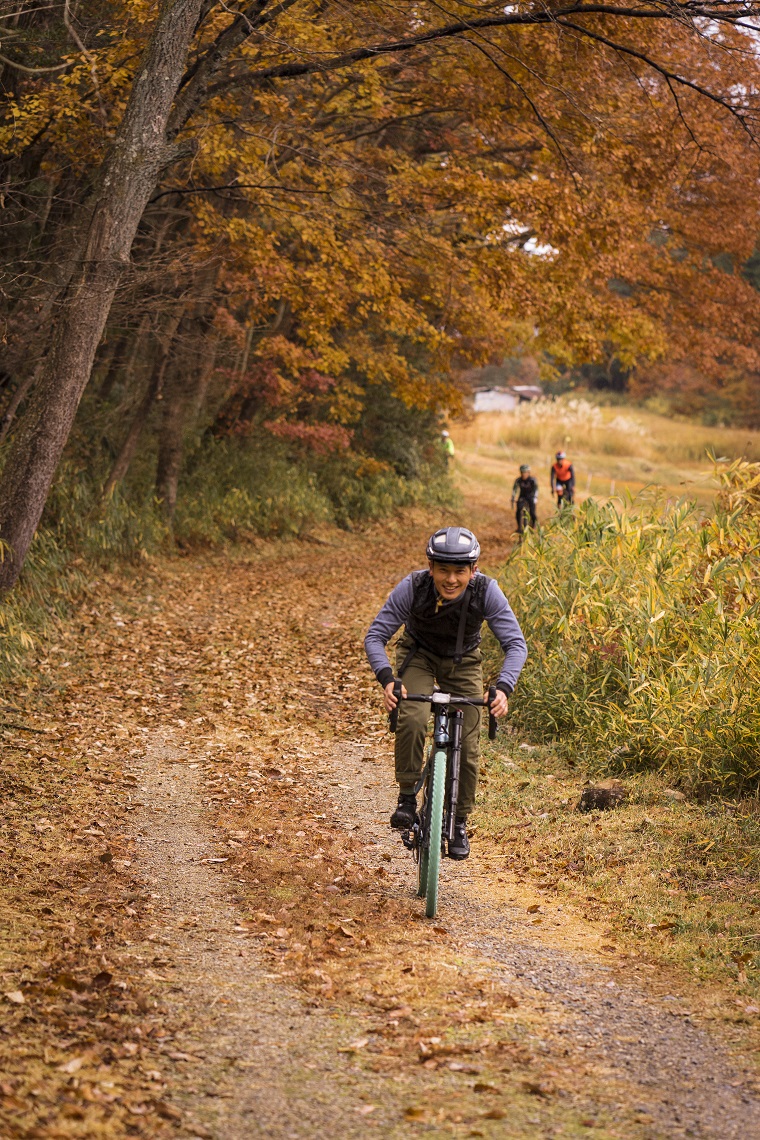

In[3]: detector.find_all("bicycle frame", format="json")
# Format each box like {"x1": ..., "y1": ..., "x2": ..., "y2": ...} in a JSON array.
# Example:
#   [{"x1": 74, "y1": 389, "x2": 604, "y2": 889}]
[{"x1": 389, "y1": 685, "x2": 497, "y2": 917}]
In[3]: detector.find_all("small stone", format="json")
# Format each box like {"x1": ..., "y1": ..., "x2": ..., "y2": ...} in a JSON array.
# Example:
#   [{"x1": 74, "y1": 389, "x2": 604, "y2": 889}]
[{"x1": 663, "y1": 789, "x2": 686, "y2": 802}]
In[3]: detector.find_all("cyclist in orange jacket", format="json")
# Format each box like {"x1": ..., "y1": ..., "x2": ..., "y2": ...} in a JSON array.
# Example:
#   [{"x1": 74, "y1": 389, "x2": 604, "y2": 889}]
[{"x1": 550, "y1": 452, "x2": 575, "y2": 508}]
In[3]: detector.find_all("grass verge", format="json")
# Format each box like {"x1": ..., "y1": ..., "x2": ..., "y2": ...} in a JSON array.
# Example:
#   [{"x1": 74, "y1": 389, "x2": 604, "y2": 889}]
[{"x1": 477, "y1": 735, "x2": 760, "y2": 1014}]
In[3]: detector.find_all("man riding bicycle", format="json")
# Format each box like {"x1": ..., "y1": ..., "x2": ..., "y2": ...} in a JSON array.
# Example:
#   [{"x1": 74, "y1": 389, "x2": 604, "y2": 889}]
[
  {"x1": 364, "y1": 526, "x2": 527, "y2": 859},
  {"x1": 551, "y1": 451, "x2": 575, "y2": 508},
  {"x1": 511, "y1": 464, "x2": 538, "y2": 533}
]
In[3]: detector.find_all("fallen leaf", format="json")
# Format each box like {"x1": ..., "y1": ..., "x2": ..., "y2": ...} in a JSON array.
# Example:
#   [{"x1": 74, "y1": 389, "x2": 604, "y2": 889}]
[
  {"x1": 354, "y1": 1105, "x2": 376, "y2": 1115},
  {"x1": 58, "y1": 1057, "x2": 85, "y2": 1074},
  {"x1": 482, "y1": 1108, "x2": 506, "y2": 1119},
  {"x1": 523, "y1": 1079, "x2": 554, "y2": 1096},
  {"x1": 473, "y1": 1082, "x2": 501, "y2": 1094},
  {"x1": 404, "y1": 1106, "x2": 426, "y2": 1121},
  {"x1": 91, "y1": 971, "x2": 113, "y2": 988},
  {"x1": 338, "y1": 1038, "x2": 369, "y2": 1053},
  {"x1": 527, "y1": 904, "x2": 540, "y2": 914},
  {"x1": 432, "y1": 926, "x2": 448, "y2": 935},
  {"x1": 98, "y1": 851, "x2": 113, "y2": 864},
  {"x1": 155, "y1": 1100, "x2": 182, "y2": 1121},
  {"x1": 4, "y1": 991, "x2": 24, "y2": 1005}
]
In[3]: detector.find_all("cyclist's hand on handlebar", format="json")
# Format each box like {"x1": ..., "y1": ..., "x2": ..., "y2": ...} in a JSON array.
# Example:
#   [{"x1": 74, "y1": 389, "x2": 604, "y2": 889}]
[
  {"x1": 384, "y1": 681, "x2": 407, "y2": 712},
  {"x1": 487, "y1": 689, "x2": 509, "y2": 718}
]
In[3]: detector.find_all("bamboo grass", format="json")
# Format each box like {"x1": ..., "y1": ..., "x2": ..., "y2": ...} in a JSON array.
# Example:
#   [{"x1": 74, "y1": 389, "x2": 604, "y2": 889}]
[{"x1": 492, "y1": 459, "x2": 760, "y2": 794}]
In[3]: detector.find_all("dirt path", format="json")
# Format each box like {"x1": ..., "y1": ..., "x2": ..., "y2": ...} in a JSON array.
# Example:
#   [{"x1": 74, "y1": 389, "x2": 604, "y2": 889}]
[
  {"x1": 126, "y1": 738, "x2": 400, "y2": 1139},
  {"x1": 1, "y1": 503, "x2": 759, "y2": 1139}
]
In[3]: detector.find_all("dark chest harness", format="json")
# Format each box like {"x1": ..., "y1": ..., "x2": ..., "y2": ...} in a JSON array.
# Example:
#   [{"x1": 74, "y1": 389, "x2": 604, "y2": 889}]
[{"x1": 397, "y1": 572, "x2": 488, "y2": 676}]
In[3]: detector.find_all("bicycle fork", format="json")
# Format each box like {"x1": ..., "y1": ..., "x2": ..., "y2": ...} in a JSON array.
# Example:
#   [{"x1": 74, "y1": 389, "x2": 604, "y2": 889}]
[{"x1": 445, "y1": 709, "x2": 463, "y2": 845}]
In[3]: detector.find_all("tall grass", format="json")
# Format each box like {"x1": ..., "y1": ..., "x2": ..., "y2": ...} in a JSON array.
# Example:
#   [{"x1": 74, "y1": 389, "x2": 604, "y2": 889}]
[
  {"x1": 457, "y1": 396, "x2": 760, "y2": 466},
  {"x1": 487, "y1": 459, "x2": 760, "y2": 793}
]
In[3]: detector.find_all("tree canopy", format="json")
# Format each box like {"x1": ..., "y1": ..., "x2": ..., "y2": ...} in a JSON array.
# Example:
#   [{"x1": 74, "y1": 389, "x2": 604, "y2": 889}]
[{"x1": 2, "y1": 1, "x2": 760, "y2": 585}]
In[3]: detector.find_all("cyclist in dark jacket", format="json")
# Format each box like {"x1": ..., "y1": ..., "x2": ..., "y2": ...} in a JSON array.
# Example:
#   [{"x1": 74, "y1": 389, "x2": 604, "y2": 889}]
[
  {"x1": 364, "y1": 526, "x2": 527, "y2": 859},
  {"x1": 511, "y1": 465, "x2": 538, "y2": 533}
]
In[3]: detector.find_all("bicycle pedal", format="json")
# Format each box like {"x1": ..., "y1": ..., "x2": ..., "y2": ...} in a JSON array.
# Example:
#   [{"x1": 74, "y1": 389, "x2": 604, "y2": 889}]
[{"x1": 401, "y1": 829, "x2": 415, "y2": 851}]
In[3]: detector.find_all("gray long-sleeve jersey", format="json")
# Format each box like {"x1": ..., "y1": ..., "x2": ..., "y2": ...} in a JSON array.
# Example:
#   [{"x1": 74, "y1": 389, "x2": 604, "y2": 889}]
[{"x1": 364, "y1": 572, "x2": 528, "y2": 693}]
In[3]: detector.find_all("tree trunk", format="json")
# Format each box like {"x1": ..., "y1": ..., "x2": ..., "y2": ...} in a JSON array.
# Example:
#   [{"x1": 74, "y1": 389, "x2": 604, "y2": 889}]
[
  {"x1": 94, "y1": 332, "x2": 127, "y2": 401},
  {"x1": 155, "y1": 362, "x2": 187, "y2": 527},
  {"x1": 0, "y1": 0, "x2": 204, "y2": 592},
  {"x1": 0, "y1": 367, "x2": 39, "y2": 447},
  {"x1": 155, "y1": 327, "x2": 218, "y2": 528},
  {"x1": 102, "y1": 312, "x2": 182, "y2": 498}
]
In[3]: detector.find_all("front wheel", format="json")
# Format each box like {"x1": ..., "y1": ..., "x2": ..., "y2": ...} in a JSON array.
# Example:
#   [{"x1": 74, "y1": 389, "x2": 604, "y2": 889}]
[{"x1": 423, "y1": 749, "x2": 446, "y2": 918}]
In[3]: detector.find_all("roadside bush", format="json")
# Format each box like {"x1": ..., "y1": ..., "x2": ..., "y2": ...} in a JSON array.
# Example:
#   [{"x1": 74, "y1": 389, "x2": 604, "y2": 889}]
[
  {"x1": 488, "y1": 459, "x2": 760, "y2": 793},
  {"x1": 176, "y1": 439, "x2": 331, "y2": 542},
  {"x1": 0, "y1": 430, "x2": 453, "y2": 676}
]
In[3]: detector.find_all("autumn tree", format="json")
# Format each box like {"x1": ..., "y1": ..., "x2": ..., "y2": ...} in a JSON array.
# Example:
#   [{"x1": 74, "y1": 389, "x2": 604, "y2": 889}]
[{"x1": 2, "y1": 2, "x2": 760, "y2": 587}]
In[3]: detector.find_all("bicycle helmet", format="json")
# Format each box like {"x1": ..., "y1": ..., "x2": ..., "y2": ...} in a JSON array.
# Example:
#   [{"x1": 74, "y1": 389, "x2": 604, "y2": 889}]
[
  {"x1": 555, "y1": 451, "x2": 566, "y2": 460},
  {"x1": 426, "y1": 526, "x2": 481, "y2": 564},
  {"x1": 520, "y1": 464, "x2": 530, "y2": 473}
]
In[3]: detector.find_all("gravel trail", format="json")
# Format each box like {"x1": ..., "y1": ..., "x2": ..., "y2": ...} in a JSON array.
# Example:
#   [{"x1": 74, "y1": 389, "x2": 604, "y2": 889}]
[
  {"x1": 324, "y1": 742, "x2": 760, "y2": 1140},
  {"x1": 129, "y1": 721, "x2": 760, "y2": 1139},
  {"x1": 130, "y1": 739, "x2": 403, "y2": 1140}
]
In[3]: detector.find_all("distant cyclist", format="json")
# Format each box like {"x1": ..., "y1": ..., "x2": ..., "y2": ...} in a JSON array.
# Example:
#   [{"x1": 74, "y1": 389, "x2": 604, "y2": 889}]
[
  {"x1": 511, "y1": 464, "x2": 538, "y2": 533},
  {"x1": 441, "y1": 430, "x2": 455, "y2": 466},
  {"x1": 551, "y1": 451, "x2": 575, "y2": 508},
  {"x1": 364, "y1": 526, "x2": 527, "y2": 859}
]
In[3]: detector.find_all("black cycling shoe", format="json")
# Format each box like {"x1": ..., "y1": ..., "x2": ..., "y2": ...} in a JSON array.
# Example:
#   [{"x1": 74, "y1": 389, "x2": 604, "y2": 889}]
[
  {"x1": 390, "y1": 792, "x2": 417, "y2": 829},
  {"x1": 448, "y1": 819, "x2": 470, "y2": 860}
]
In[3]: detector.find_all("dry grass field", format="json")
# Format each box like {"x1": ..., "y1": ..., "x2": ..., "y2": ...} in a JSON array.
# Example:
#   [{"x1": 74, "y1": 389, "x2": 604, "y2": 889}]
[{"x1": 453, "y1": 397, "x2": 760, "y2": 520}]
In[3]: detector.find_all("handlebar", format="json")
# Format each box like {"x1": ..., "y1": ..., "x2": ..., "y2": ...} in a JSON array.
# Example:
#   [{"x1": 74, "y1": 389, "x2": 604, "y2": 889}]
[{"x1": 389, "y1": 683, "x2": 499, "y2": 741}]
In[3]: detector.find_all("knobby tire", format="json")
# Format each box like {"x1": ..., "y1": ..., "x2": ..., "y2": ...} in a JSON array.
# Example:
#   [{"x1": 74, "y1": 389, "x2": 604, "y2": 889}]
[{"x1": 424, "y1": 749, "x2": 446, "y2": 919}]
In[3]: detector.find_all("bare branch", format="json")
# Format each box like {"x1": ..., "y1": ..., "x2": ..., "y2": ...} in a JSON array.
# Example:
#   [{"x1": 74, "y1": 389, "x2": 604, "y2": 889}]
[
  {"x1": 0, "y1": 51, "x2": 69, "y2": 73},
  {"x1": 463, "y1": 37, "x2": 579, "y2": 176},
  {"x1": 206, "y1": 3, "x2": 760, "y2": 100},
  {"x1": 63, "y1": 0, "x2": 107, "y2": 123},
  {"x1": 149, "y1": 180, "x2": 333, "y2": 202},
  {"x1": 556, "y1": 17, "x2": 759, "y2": 138}
]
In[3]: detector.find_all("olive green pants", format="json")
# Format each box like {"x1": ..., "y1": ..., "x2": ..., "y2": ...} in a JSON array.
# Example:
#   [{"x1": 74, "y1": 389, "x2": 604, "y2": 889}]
[{"x1": 394, "y1": 635, "x2": 483, "y2": 818}]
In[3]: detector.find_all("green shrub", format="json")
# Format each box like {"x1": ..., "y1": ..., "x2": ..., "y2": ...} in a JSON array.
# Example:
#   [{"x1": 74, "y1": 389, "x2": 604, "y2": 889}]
[
  {"x1": 176, "y1": 438, "x2": 331, "y2": 542},
  {"x1": 0, "y1": 430, "x2": 454, "y2": 677},
  {"x1": 488, "y1": 459, "x2": 760, "y2": 793}
]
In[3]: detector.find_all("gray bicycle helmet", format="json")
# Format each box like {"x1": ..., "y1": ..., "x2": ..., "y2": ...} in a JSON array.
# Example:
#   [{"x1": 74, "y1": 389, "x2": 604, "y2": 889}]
[{"x1": 426, "y1": 526, "x2": 481, "y2": 564}]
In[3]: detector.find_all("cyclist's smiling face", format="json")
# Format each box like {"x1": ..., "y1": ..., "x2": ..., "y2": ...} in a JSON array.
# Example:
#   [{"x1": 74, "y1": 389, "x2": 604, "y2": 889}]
[{"x1": 429, "y1": 560, "x2": 476, "y2": 601}]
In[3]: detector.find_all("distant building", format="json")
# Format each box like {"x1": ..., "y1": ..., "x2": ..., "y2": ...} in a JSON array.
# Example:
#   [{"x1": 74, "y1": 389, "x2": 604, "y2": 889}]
[
  {"x1": 472, "y1": 387, "x2": 519, "y2": 412},
  {"x1": 510, "y1": 385, "x2": 544, "y2": 402},
  {"x1": 471, "y1": 384, "x2": 543, "y2": 413},
  {"x1": 457, "y1": 358, "x2": 543, "y2": 413}
]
